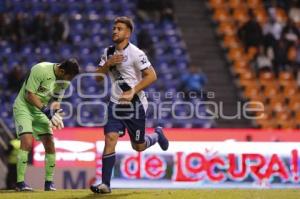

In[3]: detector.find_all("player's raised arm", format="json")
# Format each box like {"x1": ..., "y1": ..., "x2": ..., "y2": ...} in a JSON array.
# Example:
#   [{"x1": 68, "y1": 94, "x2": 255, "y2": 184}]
[{"x1": 95, "y1": 49, "x2": 124, "y2": 82}]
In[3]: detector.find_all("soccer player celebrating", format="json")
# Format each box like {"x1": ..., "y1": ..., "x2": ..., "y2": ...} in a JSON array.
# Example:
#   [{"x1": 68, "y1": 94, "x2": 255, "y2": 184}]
[
  {"x1": 90, "y1": 16, "x2": 169, "y2": 194},
  {"x1": 13, "y1": 59, "x2": 79, "y2": 191}
]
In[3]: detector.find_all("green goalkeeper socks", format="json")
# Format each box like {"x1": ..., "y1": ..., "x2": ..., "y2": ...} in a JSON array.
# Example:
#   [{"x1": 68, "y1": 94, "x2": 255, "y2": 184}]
[
  {"x1": 17, "y1": 149, "x2": 29, "y2": 182},
  {"x1": 17, "y1": 151, "x2": 56, "y2": 182},
  {"x1": 45, "y1": 153, "x2": 56, "y2": 182}
]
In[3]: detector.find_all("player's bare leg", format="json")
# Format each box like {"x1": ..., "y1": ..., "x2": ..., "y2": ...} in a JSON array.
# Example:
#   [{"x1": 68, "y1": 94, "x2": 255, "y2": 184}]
[
  {"x1": 40, "y1": 134, "x2": 56, "y2": 191},
  {"x1": 90, "y1": 132, "x2": 119, "y2": 194},
  {"x1": 16, "y1": 133, "x2": 33, "y2": 191}
]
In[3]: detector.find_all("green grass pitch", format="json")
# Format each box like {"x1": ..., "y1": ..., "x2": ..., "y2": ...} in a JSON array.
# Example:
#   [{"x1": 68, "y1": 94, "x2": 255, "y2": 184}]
[{"x1": 1, "y1": 189, "x2": 300, "y2": 199}]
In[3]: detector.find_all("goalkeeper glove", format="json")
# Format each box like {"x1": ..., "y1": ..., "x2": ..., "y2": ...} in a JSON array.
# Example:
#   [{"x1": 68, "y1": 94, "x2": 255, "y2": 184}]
[{"x1": 41, "y1": 106, "x2": 64, "y2": 130}]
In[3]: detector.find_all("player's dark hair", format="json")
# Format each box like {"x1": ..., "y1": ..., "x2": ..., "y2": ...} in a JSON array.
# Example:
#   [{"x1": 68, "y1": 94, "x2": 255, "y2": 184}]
[
  {"x1": 59, "y1": 58, "x2": 80, "y2": 76},
  {"x1": 114, "y1": 16, "x2": 134, "y2": 32}
]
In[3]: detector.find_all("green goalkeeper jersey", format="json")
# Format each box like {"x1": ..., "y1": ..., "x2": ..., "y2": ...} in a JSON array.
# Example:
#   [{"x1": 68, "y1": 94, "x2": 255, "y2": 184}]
[{"x1": 13, "y1": 62, "x2": 69, "y2": 115}]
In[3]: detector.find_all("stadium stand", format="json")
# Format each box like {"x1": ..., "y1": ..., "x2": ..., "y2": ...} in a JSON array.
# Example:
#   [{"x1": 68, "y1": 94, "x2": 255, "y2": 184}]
[
  {"x1": 0, "y1": 0, "x2": 215, "y2": 133},
  {"x1": 208, "y1": 0, "x2": 300, "y2": 129}
]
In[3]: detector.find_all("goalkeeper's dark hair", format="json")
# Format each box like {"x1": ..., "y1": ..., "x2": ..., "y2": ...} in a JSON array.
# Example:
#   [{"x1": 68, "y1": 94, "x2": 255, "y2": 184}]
[
  {"x1": 114, "y1": 16, "x2": 134, "y2": 33},
  {"x1": 59, "y1": 58, "x2": 80, "y2": 76}
]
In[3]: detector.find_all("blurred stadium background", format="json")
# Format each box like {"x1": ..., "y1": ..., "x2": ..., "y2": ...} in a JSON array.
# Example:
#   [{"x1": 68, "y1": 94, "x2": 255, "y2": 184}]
[{"x1": 1, "y1": 0, "x2": 300, "y2": 193}]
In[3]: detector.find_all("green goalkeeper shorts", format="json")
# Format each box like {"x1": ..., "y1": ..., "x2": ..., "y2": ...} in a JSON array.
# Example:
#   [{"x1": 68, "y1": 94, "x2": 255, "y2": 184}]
[{"x1": 13, "y1": 107, "x2": 52, "y2": 140}]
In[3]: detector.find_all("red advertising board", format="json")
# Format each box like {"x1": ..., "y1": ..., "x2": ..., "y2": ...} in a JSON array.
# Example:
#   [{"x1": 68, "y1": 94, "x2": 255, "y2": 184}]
[
  {"x1": 32, "y1": 128, "x2": 300, "y2": 188},
  {"x1": 33, "y1": 128, "x2": 300, "y2": 167}
]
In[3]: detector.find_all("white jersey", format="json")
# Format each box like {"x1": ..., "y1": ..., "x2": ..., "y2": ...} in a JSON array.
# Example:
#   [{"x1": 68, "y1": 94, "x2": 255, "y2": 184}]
[{"x1": 98, "y1": 43, "x2": 151, "y2": 111}]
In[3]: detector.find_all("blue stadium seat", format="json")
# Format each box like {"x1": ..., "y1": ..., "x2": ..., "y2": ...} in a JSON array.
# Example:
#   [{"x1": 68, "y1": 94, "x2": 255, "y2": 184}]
[{"x1": 1, "y1": 0, "x2": 214, "y2": 131}]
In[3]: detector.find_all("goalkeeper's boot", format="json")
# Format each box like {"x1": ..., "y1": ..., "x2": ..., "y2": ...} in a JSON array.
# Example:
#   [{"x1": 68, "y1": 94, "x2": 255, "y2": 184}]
[
  {"x1": 90, "y1": 183, "x2": 111, "y2": 194},
  {"x1": 155, "y1": 126, "x2": 169, "y2": 151},
  {"x1": 15, "y1": 181, "x2": 33, "y2": 192},
  {"x1": 44, "y1": 181, "x2": 56, "y2": 191}
]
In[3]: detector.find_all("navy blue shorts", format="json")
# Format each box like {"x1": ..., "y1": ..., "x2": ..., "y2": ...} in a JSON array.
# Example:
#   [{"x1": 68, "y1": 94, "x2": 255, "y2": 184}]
[{"x1": 104, "y1": 100, "x2": 146, "y2": 144}]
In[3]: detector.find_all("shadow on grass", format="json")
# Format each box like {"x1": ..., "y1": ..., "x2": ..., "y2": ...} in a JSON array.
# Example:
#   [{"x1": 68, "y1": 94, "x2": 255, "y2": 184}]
[
  {"x1": 0, "y1": 190, "x2": 16, "y2": 193},
  {"x1": 81, "y1": 191, "x2": 147, "y2": 199}
]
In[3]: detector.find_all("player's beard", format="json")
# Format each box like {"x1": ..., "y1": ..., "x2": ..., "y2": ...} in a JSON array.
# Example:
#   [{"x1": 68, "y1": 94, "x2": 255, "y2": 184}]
[
  {"x1": 113, "y1": 38, "x2": 124, "y2": 44},
  {"x1": 112, "y1": 35, "x2": 125, "y2": 44}
]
